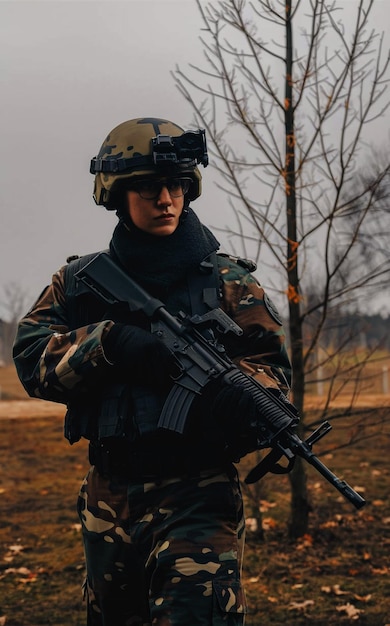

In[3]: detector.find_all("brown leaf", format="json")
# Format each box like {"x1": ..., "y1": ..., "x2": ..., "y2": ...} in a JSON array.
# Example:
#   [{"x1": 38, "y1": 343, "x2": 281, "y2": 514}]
[
  {"x1": 259, "y1": 499, "x2": 277, "y2": 512},
  {"x1": 7, "y1": 544, "x2": 24, "y2": 555},
  {"x1": 18, "y1": 573, "x2": 38, "y2": 584},
  {"x1": 296, "y1": 534, "x2": 313, "y2": 550},
  {"x1": 348, "y1": 568, "x2": 361, "y2": 576},
  {"x1": 4, "y1": 567, "x2": 31, "y2": 576},
  {"x1": 353, "y1": 594, "x2": 372, "y2": 603},
  {"x1": 371, "y1": 566, "x2": 389, "y2": 575},
  {"x1": 321, "y1": 584, "x2": 348, "y2": 596},
  {"x1": 262, "y1": 517, "x2": 277, "y2": 530},
  {"x1": 289, "y1": 600, "x2": 315, "y2": 610},
  {"x1": 336, "y1": 602, "x2": 362, "y2": 619},
  {"x1": 320, "y1": 520, "x2": 338, "y2": 528}
]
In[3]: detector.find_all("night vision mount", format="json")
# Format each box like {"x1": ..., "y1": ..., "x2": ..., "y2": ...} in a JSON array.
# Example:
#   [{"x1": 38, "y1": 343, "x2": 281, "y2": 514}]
[
  {"x1": 90, "y1": 129, "x2": 208, "y2": 174},
  {"x1": 151, "y1": 129, "x2": 208, "y2": 167}
]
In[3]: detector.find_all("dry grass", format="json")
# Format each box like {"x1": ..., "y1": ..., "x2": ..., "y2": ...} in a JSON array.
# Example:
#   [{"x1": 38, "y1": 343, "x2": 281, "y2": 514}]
[{"x1": 0, "y1": 365, "x2": 29, "y2": 400}]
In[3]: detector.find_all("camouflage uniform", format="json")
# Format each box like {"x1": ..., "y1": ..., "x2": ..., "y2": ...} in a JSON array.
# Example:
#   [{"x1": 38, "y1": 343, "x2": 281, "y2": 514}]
[
  {"x1": 13, "y1": 116, "x2": 291, "y2": 626},
  {"x1": 13, "y1": 253, "x2": 290, "y2": 626}
]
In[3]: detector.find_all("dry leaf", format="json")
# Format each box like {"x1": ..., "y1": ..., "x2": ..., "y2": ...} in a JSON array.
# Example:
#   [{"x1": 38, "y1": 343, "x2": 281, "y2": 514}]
[
  {"x1": 289, "y1": 600, "x2": 314, "y2": 610},
  {"x1": 262, "y1": 517, "x2": 277, "y2": 530},
  {"x1": 321, "y1": 584, "x2": 348, "y2": 596},
  {"x1": 371, "y1": 566, "x2": 389, "y2": 575},
  {"x1": 7, "y1": 545, "x2": 24, "y2": 554},
  {"x1": 348, "y1": 568, "x2": 360, "y2": 576},
  {"x1": 4, "y1": 567, "x2": 31, "y2": 576},
  {"x1": 245, "y1": 518, "x2": 258, "y2": 532},
  {"x1": 353, "y1": 594, "x2": 372, "y2": 603},
  {"x1": 320, "y1": 520, "x2": 337, "y2": 528},
  {"x1": 259, "y1": 500, "x2": 277, "y2": 512},
  {"x1": 336, "y1": 602, "x2": 362, "y2": 619},
  {"x1": 296, "y1": 534, "x2": 313, "y2": 550},
  {"x1": 18, "y1": 573, "x2": 38, "y2": 584}
]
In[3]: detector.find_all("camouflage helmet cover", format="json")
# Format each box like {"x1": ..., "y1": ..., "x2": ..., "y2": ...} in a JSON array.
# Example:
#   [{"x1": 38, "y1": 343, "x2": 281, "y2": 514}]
[{"x1": 90, "y1": 117, "x2": 207, "y2": 209}]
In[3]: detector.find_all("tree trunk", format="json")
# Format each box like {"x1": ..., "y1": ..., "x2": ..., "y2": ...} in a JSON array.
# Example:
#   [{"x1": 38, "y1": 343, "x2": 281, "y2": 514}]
[
  {"x1": 285, "y1": 1, "x2": 309, "y2": 537},
  {"x1": 288, "y1": 455, "x2": 311, "y2": 539}
]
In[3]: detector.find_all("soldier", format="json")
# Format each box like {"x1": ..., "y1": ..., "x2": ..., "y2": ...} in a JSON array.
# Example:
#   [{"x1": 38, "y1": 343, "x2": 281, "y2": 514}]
[{"x1": 13, "y1": 117, "x2": 291, "y2": 626}]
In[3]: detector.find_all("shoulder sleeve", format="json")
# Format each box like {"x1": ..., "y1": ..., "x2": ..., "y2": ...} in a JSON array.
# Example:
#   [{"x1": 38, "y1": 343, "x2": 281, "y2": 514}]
[
  {"x1": 217, "y1": 255, "x2": 292, "y2": 395},
  {"x1": 12, "y1": 265, "x2": 113, "y2": 403}
]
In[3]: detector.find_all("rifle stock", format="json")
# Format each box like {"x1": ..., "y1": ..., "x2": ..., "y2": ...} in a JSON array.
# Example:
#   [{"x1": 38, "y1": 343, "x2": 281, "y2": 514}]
[{"x1": 75, "y1": 252, "x2": 366, "y2": 510}]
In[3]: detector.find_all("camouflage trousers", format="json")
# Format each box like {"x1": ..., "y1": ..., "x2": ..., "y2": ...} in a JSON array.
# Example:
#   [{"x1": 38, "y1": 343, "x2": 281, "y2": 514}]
[{"x1": 77, "y1": 464, "x2": 247, "y2": 626}]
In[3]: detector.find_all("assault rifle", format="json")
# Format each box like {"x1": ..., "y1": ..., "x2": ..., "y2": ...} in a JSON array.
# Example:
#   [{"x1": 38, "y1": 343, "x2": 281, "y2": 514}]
[{"x1": 75, "y1": 252, "x2": 366, "y2": 510}]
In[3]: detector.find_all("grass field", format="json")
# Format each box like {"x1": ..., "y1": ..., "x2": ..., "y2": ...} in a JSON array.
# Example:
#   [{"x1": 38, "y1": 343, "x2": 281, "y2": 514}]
[{"x1": 0, "y1": 365, "x2": 389, "y2": 625}]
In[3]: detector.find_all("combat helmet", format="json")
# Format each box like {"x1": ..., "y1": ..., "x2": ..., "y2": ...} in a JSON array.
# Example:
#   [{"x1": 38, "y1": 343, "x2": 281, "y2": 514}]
[{"x1": 90, "y1": 117, "x2": 208, "y2": 210}]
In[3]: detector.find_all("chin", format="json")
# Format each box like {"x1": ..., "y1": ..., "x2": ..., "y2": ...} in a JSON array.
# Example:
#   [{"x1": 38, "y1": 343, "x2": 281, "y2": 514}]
[{"x1": 153, "y1": 224, "x2": 179, "y2": 237}]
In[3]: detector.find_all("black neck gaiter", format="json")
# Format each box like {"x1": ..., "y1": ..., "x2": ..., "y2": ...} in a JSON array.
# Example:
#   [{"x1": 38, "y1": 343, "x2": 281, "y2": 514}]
[{"x1": 109, "y1": 208, "x2": 220, "y2": 312}]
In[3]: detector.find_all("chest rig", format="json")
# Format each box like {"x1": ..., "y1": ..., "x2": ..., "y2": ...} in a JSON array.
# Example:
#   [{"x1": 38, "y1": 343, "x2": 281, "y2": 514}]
[{"x1": 62, "y1": 250, "x2": 222, "y2": 443}]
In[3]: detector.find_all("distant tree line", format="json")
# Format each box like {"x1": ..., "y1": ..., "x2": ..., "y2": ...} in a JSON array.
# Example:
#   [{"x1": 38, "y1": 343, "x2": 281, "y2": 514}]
[{"x1": 301, "y1": 311, "x2": 390, "y2": 353}]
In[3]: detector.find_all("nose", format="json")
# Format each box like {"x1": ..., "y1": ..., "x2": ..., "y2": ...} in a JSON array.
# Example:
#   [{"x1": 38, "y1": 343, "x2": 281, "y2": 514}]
[{"x1": 156, "y1": 185, "x2": 172, "y2": 205}]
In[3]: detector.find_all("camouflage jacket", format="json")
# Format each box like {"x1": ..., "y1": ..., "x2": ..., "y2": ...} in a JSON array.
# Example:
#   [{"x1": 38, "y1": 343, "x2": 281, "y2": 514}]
[{"x1": 13, "y1": 252, "x2": 292, "y2": 444}]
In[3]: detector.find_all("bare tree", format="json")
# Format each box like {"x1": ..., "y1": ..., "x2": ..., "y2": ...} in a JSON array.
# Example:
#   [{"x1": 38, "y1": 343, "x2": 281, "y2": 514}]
[
  {"x1": 173, "y1": 0, "x2": 390, "y2": 536},
  {"x1": 0, "y1": 282, "x2": 28, "y2": 365}
]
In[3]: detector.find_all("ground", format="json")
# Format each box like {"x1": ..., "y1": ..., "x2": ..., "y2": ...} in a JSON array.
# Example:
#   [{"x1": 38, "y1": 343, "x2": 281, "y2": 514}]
[{"x1": 0, "y1": 365, "x2": 389, "y2": 625}]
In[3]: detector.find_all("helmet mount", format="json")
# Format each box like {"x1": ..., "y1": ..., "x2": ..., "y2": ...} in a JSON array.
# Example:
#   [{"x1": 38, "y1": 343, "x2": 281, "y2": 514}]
[
  {"x1": 90, "y1": 118, "x2": 208, "y2": 210},
  {"x1": 91, "y1": 129, "x2": 208, "y2": 174}
]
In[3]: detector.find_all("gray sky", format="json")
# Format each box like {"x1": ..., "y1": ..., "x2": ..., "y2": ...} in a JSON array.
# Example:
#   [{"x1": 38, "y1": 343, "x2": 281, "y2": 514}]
[
  {"x1": 1, "y1": 0, "x2": 214, "y2": 317},
  {"x1": 1, "y1": 0, "x2": 389, "y2": 319}
]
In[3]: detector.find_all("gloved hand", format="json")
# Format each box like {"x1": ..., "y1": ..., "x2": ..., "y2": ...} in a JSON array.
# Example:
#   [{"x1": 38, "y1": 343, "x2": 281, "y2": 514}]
[
  {"x1": 103, "y1": 323, "x2": 173, "y2": 386},
  {"x1": 212, "y1": 385, "x2": 260, "y2": 460}
]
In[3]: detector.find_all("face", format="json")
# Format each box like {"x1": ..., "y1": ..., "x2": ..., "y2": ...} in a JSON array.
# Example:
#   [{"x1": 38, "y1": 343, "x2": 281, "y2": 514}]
[{"x1": 125, "y1": 177, "x2": 188, "y2": 237}]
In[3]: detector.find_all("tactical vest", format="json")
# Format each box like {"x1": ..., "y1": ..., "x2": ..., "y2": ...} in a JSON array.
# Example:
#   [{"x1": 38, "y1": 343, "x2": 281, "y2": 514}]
[
  {"x1": 62, "y1": 250, "x2": 256, "y2": 444},
  {"x1": 62, "y1": 250, "x2": 223, "y2": 443}
]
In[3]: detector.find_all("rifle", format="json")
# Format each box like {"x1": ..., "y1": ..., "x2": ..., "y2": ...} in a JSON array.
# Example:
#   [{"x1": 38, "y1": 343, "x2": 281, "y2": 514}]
[{"x1": 75, "y1": 252, "x2": 366, "y2": 510}]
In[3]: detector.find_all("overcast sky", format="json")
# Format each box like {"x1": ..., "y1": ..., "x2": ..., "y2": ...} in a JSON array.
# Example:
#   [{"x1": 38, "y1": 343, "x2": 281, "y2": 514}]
[
  {"x1": 0, "y1": 0, "x2": 214, "y2": 317},
  {"x1": 1, "y1": 0, "x2": 389, "y2": 319}
]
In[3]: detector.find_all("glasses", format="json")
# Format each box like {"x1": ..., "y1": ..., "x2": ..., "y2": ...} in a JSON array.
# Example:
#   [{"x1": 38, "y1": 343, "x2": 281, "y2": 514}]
[{"x1": 129, "y1": 177, "x2": 192, "y2": 200}]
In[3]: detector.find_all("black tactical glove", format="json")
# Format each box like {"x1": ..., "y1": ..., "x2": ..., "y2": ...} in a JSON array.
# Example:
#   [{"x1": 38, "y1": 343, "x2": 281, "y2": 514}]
[
  {"x1": 103, "y1": 323, "x2": 173, "y2": 387},
  {"x1": 212, "y1": 385, "x2": 260, "y2": 460}
]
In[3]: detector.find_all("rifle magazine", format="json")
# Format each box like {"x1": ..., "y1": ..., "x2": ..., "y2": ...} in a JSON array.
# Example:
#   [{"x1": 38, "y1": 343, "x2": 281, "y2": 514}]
[{"x1": 158, "y1": 384, "x2": 198, "y2": 434}]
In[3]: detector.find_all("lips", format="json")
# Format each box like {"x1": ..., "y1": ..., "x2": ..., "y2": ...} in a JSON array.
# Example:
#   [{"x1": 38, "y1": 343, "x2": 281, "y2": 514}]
[{"x1": 155, "y1": 213, "x2": 175, "y2": 220}]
